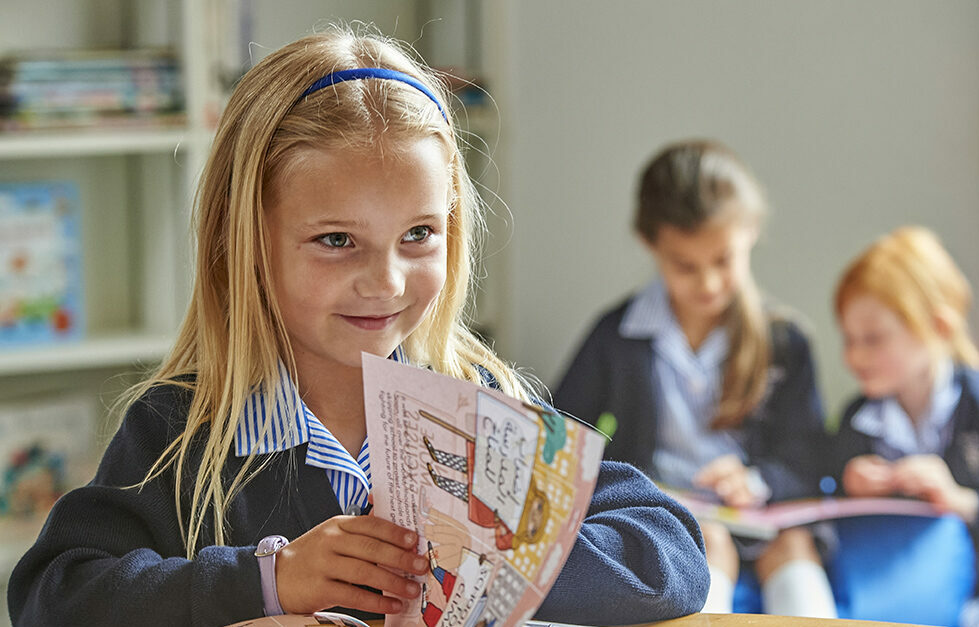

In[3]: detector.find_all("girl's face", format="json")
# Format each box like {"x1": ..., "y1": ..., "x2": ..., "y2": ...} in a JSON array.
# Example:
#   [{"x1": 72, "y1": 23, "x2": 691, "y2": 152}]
[
  {"x1": 839, "y1": 294, "x2": 933, "y2": 399},
  {"x1": 647, "y1": 215, "x2": 757, "y2": 328},
  {"x1": 265, "y1": 137, "x2": 450, "y2": 379}
]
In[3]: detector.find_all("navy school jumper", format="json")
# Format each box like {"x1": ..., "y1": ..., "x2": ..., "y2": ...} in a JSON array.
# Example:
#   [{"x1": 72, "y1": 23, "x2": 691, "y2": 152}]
[
  {"x1": 825, "y1": 366, "x2": 979, "y2": 582},
  {"x1": 554, "y1": 298, "x2": 829, "y2": 503},
  {"x1": 9, "y1": 381, "x2": 710, "y2": 627}
]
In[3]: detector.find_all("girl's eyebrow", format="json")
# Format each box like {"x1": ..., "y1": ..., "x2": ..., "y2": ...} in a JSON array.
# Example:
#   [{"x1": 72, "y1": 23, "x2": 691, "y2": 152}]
[
  {"x1": 304, "y1": 217, "x2": 365, "y2": 230},
  {"x1": 407, "y1": 212, "x2": 446, "y2": 225},
  {"x1": 306, "y1": 212, "x2": 446, "y2": 230}
]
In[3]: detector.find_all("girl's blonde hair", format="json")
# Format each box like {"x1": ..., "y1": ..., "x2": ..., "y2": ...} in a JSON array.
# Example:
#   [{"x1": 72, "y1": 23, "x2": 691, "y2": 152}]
[
  {"x1": 835, "y1": 225, "x2": 979, "y2": 367},
  {"x1": 123, "y1": 26, "x2": 534, "y2": 557},
  {"x1": 635, "y1": 139, "x2": 769, "y2": 429}
]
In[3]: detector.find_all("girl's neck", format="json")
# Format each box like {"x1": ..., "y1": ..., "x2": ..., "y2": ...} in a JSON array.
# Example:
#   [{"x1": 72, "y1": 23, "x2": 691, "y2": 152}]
[
  {"x1": 676, "y1": 311, "x2": 723, "y2": 353},
  {"x1": 896, "y1": 361, "x2": 942, "y2": 424},
  {"x1": 294, "y1": 357, "x2": 367, "y2": 456}
]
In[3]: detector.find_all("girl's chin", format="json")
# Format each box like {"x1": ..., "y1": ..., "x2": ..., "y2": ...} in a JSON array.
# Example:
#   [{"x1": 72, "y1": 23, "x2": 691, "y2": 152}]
[{"x1": 859, "y1": 384, "x2": 891, "y2": 399}]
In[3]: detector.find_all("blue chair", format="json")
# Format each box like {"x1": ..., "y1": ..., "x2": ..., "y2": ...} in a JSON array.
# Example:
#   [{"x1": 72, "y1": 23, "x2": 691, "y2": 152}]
[{"x1": 732, "y1": 515, "x2": 975, "y2": 626}]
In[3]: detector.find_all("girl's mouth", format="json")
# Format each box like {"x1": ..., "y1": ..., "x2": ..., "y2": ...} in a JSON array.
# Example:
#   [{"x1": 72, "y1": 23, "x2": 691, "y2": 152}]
[{"x1": 340, "y1": 312, "x2": 400, "y2": 330}]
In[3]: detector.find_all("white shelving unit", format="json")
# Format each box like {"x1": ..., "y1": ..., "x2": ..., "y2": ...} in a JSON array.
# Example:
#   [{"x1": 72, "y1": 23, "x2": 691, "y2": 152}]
[{"x1": 0, "y1": 1, "x2": 215, "y2": 619}]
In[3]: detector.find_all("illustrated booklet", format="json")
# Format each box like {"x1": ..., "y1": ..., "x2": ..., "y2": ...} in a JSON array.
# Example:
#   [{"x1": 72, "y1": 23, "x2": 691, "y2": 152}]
[
  {"x1": 661, "y1": 486, "x2": 942, "y2": 540},
  {"x1": 362, "y1": 354, "x2": 606, "y2": 627}
]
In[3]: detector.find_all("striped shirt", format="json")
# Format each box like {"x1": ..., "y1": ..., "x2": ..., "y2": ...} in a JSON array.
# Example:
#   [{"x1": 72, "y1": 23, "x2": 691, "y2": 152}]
[
  {"x1": 851, "y1": 358, "x2": 961, "y2": 459},
  {"x1": 232, "y1": 346, "x2": 409, "y2": 515},
  {"x1": 620, "y1": 279, "x2": 744, "y2": 490}
]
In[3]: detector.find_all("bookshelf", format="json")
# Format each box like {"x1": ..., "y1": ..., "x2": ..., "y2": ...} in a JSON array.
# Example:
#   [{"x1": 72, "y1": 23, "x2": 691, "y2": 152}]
[{"x1": 0, "y1": 0, "x2": 211, "y2": 617}]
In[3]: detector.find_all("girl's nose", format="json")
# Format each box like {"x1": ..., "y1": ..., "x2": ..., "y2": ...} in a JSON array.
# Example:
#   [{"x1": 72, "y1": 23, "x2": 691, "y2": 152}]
[
  {"x1": 701, "y1": 269, "x2": 722, "y2": 294},
  {"x1": 355, "y1": 251, "x2": 405, "y2": 300}
]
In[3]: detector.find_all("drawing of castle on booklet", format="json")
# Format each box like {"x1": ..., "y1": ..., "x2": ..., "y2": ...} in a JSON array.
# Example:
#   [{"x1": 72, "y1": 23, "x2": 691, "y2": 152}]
[
  {"x1": 661, "y1": 486, "x2": 943, "y2": 541},
  {"x1": 362, "y1": 354, "x2": 606, "y2": 627}
]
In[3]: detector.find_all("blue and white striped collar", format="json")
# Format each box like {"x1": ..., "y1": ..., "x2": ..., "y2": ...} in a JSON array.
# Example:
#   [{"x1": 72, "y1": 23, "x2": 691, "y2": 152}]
[
  {"x1": 620, "y1": 279, "x2": 673, "y2": 340},
  {"x1": 851, "y1": 359, "x2": 961, "y2": 455},
  {"x1": 620, "y1": 279, "x2": 728, "y2": 365},
  {"x1": 232, "y1": 346, "x2": 409, "y2": 476}
]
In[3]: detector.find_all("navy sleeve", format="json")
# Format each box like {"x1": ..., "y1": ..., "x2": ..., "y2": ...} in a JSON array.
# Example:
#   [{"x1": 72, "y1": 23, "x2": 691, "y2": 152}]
[
  {"x1": 749, "y1": 323, "x2": 831, "y2": 501},
  {"x1": 553, "y1": 317, "x2": 611, "y2": 428},
  {"x1": 7, "y1": 386, "x2": 265, "y2": 627},
  {"x1": 535, "y1": 461, "x2": 709, "y2": 624}
]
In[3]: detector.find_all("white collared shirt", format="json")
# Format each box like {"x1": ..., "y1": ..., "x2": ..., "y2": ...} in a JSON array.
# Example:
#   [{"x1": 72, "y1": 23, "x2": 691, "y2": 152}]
[
  {"x1": 620, "y1": 279, "x2": 745, "y2": 490},
  {"x1": 232, "y1": 346, "x2": 409, "y2": 515},
  {"x1": 850, "y1": 359, "x2": 961, "y2": 460}
]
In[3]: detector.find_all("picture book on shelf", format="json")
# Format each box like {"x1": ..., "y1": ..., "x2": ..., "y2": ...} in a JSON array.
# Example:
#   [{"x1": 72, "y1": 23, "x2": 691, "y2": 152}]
[
  {"x1": 660, "y1": 485, "x2": 943, "y2": 540},
  {"x1": 362, "y1": 354, "x2": 606, "y2": 627},
  {"x1": 0, "y1": 392, "x2": 96, "y2": 518},
  {"x1": 0, "y1": 392, "x2": 97, "y2": 579},
  {"x1": 0, "y1": 180, "x2": 84, "y2": 348}
]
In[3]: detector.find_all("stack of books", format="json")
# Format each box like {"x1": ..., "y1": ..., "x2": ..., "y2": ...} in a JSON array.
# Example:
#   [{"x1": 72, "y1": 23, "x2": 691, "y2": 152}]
[{"x1": 0, "y1": 49, "x2": 183, "y2": 130}]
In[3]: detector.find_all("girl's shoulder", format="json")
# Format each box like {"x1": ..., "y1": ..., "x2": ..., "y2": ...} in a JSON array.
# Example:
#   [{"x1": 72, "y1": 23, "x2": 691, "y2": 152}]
[
  {"x1": 836, "y1": 393, "x2": 871, "y2": 427},
  {"x1": 957, "y1": 366, "x2": 979, "y2": 401},
  {"x1": 92, "y1": 378, "x2": 198, "y2": 486},
  {"x1": 765, "y1": 310, "x2": 814, "y2": 357},
  {"x1": 595, "y1": 295, "x2": 635, "y2": 329},
  {"x1": 124, "y1": 377, "x2": 196, "y2": 429},
  {"x1": 113, "y1": 378, "x2": 197, "y2": 452}
]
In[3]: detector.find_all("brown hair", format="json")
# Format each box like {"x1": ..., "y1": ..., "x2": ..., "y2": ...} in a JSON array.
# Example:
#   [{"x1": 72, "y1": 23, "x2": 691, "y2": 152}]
[
  {"x1": 636, "y1": 139, "x2": 769, "y2": 428},
  {"x1": 835, "y1": 226, "x2": 979, "y2": 367}
]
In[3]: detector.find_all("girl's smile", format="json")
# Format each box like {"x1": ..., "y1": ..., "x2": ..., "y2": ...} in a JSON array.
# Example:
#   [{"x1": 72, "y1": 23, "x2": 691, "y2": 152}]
[{"x1": 340, "y1": 312, "x2": 402, "y2": 331}]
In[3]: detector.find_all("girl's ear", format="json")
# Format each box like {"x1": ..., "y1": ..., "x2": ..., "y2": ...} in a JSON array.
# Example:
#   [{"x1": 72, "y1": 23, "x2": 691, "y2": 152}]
[
  {"x1": 744, "y1": 219, "x2": 760, "y2": 247},
  {"x1": 932, "y1": 304, "x2": 957, "y2": 340}
]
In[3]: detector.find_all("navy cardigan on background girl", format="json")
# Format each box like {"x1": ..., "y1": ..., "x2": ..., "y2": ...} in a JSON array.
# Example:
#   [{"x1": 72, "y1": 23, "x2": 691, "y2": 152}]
[
  {"x1": 826, "y1": 366, "x2": 979, "y2": 577},
  {"x1": 554, "y1": 298, "x2": 829, "y2": 503}
]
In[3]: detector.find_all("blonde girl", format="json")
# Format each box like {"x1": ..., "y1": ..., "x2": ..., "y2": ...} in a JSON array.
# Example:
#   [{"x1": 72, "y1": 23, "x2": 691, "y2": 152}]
[
  {"x1": 9, "y1": 26, "x2": 709, "y2": 627},
  {"x1": 555, "y1": 139, "x2": 836, "y2": 617},
  {"x1": 830, "y1": 226, "x2": 979, "y2": 624}
]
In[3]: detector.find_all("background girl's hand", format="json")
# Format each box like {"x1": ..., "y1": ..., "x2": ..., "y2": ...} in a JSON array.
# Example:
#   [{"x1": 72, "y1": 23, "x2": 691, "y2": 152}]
[
  {"x1": 892, "y1": 454, "x2": 979, "y2": 521},
  {"x1": 693, "y1": 454, "x2": 764, "y2": 508},
  {"x1": 275, "y1": 514, "x2": 428, "y2": 615},
  {"x1": 841, "y1": 454, "x2": 894, "y2": 497}
]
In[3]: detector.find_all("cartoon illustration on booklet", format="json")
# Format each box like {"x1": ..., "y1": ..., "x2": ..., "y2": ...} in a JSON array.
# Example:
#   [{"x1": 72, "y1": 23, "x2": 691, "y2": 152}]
[{"x1": 362, "y1": 354, "x2": 606, "y2": 627}]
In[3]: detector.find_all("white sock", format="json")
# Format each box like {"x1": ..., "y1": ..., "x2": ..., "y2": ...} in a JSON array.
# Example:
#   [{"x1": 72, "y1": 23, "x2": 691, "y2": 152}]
[
  {"x1": 959, "y1": 596, "x2": 979, "y2": 627},
  {"x1": 761, "y1": 559, "x2": 837, "y2": 618},
  {"x1": 702, "y1": 564, "x2": 734, "y2": 614}
]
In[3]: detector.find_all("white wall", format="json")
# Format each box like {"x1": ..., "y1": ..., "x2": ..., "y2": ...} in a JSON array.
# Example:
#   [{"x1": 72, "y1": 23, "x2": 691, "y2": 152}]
[{"x1": 488, "y1": 0, "x2": 979, "y2": 417}]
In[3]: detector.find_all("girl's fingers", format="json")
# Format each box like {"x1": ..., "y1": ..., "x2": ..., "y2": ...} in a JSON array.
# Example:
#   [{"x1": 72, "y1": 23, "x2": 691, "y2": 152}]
[
  {"x1": 333, "y1": 534, "x2": 427, "y2": 576},
  {"x1": 329, "y1": 554, "x2": 423, "y2": 600},
  {"x1": 316, "y1": 579, "x2": 407, "y2": 615},
  {"x1": 340, "y1": 515, "x2": 419, "y2": 550},
  {"x1": 696, "y1": 455, "x2": 743, "y2": 485}
]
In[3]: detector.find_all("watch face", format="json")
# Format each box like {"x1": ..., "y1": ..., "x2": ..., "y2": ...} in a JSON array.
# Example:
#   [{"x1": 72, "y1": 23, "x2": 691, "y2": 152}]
[{"x1": 256, "y1": 535, "x2": 288, "y2": 557}]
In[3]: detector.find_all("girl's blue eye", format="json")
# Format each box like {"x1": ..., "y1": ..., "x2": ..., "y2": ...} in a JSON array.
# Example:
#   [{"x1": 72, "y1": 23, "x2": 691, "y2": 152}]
[
  {"x1": 404, "y1": 226, "x2": 432, "y2": 242},
  {"x1": 320, "y1": 233, "x2": 351, "y2": 248}
]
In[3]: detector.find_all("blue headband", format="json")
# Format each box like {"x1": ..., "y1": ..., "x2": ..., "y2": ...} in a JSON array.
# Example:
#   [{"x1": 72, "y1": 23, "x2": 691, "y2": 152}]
[{"x1": 298, "y1": 67, "x2": 448, "y2": 121}]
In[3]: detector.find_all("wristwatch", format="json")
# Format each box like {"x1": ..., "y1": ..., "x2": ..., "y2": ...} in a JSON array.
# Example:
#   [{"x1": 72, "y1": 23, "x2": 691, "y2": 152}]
[{"x1": 255, "y1": 534, "x2": 289, "y2": 616}]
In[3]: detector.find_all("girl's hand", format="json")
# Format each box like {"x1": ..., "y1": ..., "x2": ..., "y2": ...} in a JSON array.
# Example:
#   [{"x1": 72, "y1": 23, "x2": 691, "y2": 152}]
[
  {"x1": 842, "y1": 454, "x2": 894, "y2": 497},
  {"x1": 275, "y1": 515, "x2": 428, "y2": 615},
  {"x1": 694, "y1": 454, "x2": 764, "y2": 508},
  {"x1": 892, "y1": 454, "x2": 979, "y2": 521}
]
